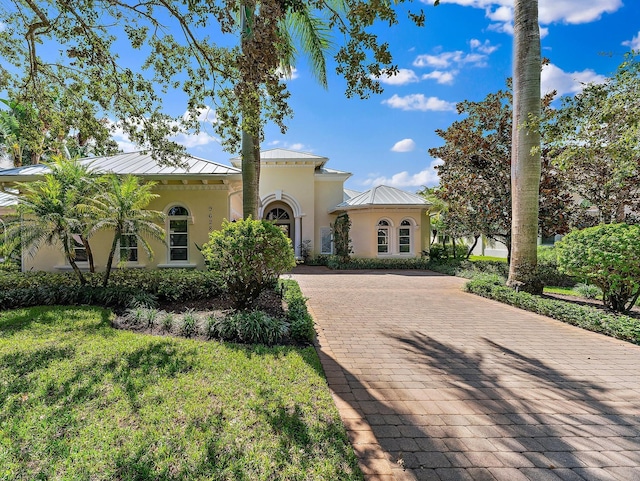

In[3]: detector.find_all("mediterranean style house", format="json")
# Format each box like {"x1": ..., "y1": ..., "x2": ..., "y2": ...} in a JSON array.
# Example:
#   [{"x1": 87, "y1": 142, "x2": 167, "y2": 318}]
[{"x1": 0, "y1": 149, "x2": 431, "y2": 272}]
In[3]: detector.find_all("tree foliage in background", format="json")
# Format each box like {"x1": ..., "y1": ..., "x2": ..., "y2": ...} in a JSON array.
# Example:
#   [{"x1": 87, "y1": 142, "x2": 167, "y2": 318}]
[
  {"x1": 0, "y1": 0, "x2": 424, "y2": 190},
  {"x1": 429, "y1": 81, "x2": 573, "y2": 261},
  {"x1": 556, "y1": 223, "x2": 640, "y2": 313},
  {"x1": 547, "y1": 52, "x2": 640, "y2": 225}
]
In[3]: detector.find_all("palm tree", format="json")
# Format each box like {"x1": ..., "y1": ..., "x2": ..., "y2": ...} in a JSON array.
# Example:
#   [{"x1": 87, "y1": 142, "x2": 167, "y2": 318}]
[
  {"x1": 48, "y1": 157, "x2": 100, "y2": 272},
  {"x1": 239, "y1": 0, "x2": 335, "y2": 218},
  {"x1": 89, "y1": 174, "x2": 165, "y2": 287},
  {"x1": 6, "y1": 166, "x2": 88, "y2": 284},
  {"x1": 507, "y1": 0, "x2": 542, "y2": 293}
]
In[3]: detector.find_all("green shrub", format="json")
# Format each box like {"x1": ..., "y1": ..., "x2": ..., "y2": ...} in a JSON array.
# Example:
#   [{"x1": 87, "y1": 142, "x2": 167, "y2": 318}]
[
  {"x1": 326, "y1": 256, "x2": 432, "y2": 270},
  {"x1": 161, "y1": 311, "x2": 175, "y2": 332},
  {"x1": 180, "y1": 309, "x2": 198, "y2": 337},
  {"x1": 210, "y1": 310, "x2": 289, "y2": 345},
  {"x1": 201, "y1": 219, "x2": 296, "y2": 309},
  {"x1": 557, "y1": 223, "x2": 640, "y2": 313},
  {"x1": 281, "y1": 279, "x2": 315, "y2": 342},
  {"x1": 465, "y1": 277, "x2": 640, "y2": 344},
  {"x1": 574, "y1": 283, "x2": 602, "y2": 299}
]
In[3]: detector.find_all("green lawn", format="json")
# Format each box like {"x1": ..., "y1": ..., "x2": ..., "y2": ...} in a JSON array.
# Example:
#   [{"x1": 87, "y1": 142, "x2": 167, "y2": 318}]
[
  {"x1": 0, "y1": 306, "x2": 362, "y2": 481},
  {"x1": 543, "y1": 286, "x2": 578, "y2": 296}
]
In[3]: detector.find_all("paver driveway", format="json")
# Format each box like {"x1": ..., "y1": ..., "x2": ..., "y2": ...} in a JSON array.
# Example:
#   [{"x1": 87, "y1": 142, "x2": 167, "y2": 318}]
[{"x1": 290, "y1": 267, "x2": 640, "y2": 481}]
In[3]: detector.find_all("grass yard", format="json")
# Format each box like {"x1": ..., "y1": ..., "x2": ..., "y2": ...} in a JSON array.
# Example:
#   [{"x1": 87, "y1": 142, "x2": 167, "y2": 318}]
[{"x1": 0, "y1": 306, "x2": 362, "y2": 481}]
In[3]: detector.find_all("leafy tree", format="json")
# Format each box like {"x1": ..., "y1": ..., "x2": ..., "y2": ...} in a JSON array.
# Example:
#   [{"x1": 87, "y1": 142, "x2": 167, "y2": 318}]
[
  {"x1": 3, "y1": 158, "x2": 90, "y2": 284},
  {"x1": 547, "y1": 52, "x2": 640, "y2": 225},
  {"x1": 1, "y1": 0, "x2": 422, "y2": 204},
  {"x1": 429, "y1": 82, "x2": 571, "y2": 262},
  {"x1": 332, "y1": 213, "x2": 352, "y2": 263},
  {"x1": 557, "y1": 223, "x2": 640, "y2": 313},
  {"x1": 201, "y1": 218, "x2": 296, "y2": 309},
  {"x1": 89, "y1": 174, "x2": 165, "y2": 287},
  {"x1": 508, "y1": 0, "x2": 542, "y2": 293}
]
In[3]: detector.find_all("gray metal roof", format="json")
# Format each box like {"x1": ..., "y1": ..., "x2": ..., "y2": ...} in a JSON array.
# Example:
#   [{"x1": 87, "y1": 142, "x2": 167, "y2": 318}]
[
  {"x1": 0, "y1": 151, "x2": 240, "y2": 180},
  {"x1": 230, "y1": 148, "x2": 329, "y2": 168},
  {"x1": 0, "y1": 190, "x2": 18, "y2": 207},
  {"x1": 331, "y1": 185, "x2": 429, "y2": 212},
  {"x1": 343, "y1": 188, "x2": 362, "y2": 201}
]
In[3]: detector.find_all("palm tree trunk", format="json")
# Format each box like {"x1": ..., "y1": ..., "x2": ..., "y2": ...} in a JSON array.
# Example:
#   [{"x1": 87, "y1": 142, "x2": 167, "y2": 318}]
[
  {"x1": 241, "y1": 128, "x2": 261, "y2": 219},
  {"x1": 102, "y1": 231, "x2": 120, "y2": 287},
  {"x1": 81, "y1": 235, "x2": 95, "y2": 273},
  {"x1": 507, "y1": 0, "x2": 542, "y2": 294}
]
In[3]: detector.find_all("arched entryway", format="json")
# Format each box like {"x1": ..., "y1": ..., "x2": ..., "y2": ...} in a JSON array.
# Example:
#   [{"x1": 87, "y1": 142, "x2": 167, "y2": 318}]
[{"x1": 263, "y1": 201, "x2": 295, "y2": 244}]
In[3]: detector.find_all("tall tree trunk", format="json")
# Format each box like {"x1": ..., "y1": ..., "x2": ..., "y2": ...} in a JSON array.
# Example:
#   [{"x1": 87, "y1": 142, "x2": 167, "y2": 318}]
[
  {"x1": 507, "y1": 0, "x2": 542, "y2": 294},
  {"x1": 241, "y1": 128, "x2": 261, "y2": 219},
  {"x1": 240, "y1": 4, "x2": 261, "y2": 220}
]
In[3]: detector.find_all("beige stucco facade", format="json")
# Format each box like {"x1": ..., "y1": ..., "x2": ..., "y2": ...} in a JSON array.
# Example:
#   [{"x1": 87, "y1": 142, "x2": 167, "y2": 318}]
[{"x1": 2, "y1": 149, "x2": 431, "y2": 273}]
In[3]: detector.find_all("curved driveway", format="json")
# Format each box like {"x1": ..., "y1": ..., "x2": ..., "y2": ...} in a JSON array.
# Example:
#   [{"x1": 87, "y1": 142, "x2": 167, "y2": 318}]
[{"x1": 291, "y1": 267, "x2": 640, "y2": 481}]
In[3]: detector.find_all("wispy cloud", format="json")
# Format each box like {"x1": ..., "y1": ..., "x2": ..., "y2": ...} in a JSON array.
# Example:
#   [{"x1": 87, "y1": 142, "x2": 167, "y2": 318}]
[
  {"x1": 622, "y1": 31, "x2": 640, "y2": 50},
  {"x1": 541, "y1": 63, "x2": 607, "y2": 97},
  {"x1": 363, "y1": 158, "x2": 443, "y2": 188},
  {"x1": 432, "y1": 0, "x2": 622, "y2": 33},
  {"x1": 382, "y1": 94, "x2": 456, "y2": 112},
  {"x1": 421, "y1": 71, "x2": 456, "y2": 85},
  {"x1": 266, "y1": 140, "x2": 311, "y2": 151},
  {"x1": 375, "y1": 68, "x2": 420, "y2": 85},
  {"x1": 391, "y1": 138, "x2": 417, "y2": 152}
]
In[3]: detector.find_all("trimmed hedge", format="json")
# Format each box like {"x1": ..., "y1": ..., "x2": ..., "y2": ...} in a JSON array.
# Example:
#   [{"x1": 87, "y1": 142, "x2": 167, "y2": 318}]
[
  {"x1": 0, "y1": 269, "x2": 223, "y2": 310},
  {"x1": 465, "y1": 276, "x2": 640, "y2": 345},
  {"x1": 280, "y1": 279, "x2": 316, "y2": 343}
]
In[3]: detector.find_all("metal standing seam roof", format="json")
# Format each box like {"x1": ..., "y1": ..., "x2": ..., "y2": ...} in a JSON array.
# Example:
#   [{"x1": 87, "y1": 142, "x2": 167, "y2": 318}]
[
  {"x1": 0, "y1": 151, "x2": 241, "y2": 179},
  {"x1": 0, "y1": 190, "x2": 18, "y2": 207},
  {"x1": 343, "y1": 188, "x2": 362, "y2": 201},
  {"x1": 331, "y1": 185, "x2": 429, "y2": 212},
  {"x1": 230, "y1": 148, "x2": 329, "y2": 168}
]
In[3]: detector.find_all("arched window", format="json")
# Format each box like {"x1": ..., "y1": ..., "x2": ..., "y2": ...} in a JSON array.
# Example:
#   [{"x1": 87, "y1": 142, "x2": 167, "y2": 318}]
[
  {"x1": 377, "y1": 220, "x2": 390, "y2": 254},
  {"x1": 399, "y1": 219, "x2": 412, "y2": 254},
  {"x1": 168, "y1": 205, "x2": 190, "y2": 262},
  {"x1": 264, "y1": 205, "x2": 293, "y2": 239}
]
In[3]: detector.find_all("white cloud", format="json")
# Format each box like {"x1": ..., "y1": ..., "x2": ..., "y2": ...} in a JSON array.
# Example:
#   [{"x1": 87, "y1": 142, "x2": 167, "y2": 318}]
[
  {"x1": 375, "y1": 68, "x2": 419, "y2": 85},
  {"x1": 363, "y1": 158, "x2": 444, "y2": 189},
  {"x1": 382, "y1": 94, "x2": 456, "y2": 112},
  {"x1": 183, "y1": 106, "x2": 217, "y2": 123},
  {"x1": 391, "y1": 138, "x2": 416, "y2": 152},
  {"x1": 421, "y1": 70, "x2": 456, "y2": 85},
  {"x1": 433, "y1": 0, "x2": 621, "y2": 37},
  {"x1": 266, "y1": 140, "x2": 310, "y2": 151},
  {"x1": 413, "y1": 51, "x2": 488, "y2": 69},
  {"x1": 276, "y1": 66, "x2": 299, "y2": 80},
  {"x1": 622, "y1": 31, "x2": 640, "y2": 50},
  {"x1": 470, "y1": 38, "x2": 499, "y2": 55},
  {"x1": 541, "y1": 63, "x2": 607, "y2": 97}
]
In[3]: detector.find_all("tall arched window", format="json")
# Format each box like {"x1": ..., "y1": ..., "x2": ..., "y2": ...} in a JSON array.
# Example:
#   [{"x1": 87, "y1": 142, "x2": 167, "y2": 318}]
[
  {"x1": 399, "y1": 219, "x2": 412, "y2": 254},
  {"x1": 264, "y1": 205, "x2": 293, "y2": 239},
  {"x1": 168, "y1": 205, "x2": 189, "y2": 262},
  {"x1": 377, "y1": 220, "x2": 390, "y2": 254}
]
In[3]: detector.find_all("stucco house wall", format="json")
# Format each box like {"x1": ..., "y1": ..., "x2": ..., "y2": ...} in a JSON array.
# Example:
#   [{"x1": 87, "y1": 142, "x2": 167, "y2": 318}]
[{"x1": 1, "y1": 149, "x2": 432, "y2": 272}]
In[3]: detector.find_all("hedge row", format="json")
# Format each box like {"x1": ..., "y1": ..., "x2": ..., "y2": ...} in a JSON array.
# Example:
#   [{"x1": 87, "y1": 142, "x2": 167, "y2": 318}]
[
  {"x1": 0, "y1": 269, "x2": 224, "y2": 309},
  {"x1": 465, "y1": 276, "x2": 640, "y2": 345}
]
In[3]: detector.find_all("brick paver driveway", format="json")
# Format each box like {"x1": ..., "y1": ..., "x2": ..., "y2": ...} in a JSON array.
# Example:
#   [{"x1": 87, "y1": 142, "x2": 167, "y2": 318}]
[{"x1": 291, "y1": 266, "x2": 640, "y2": 481}]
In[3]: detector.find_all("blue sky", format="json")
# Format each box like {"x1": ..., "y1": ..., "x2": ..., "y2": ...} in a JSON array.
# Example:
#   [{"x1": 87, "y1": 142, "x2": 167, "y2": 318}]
[
  {"x1": 4, "y1": 1, "x2": 639, "y2": 193},
  {"x1": 161, "y1": 0, "x2": 639, "y2": 192}
]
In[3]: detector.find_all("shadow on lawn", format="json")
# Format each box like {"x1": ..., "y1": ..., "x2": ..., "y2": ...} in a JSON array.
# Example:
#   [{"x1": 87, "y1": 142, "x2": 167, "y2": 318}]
[{"x1": 0, "y1": 305, "x2": 114, "y2": 337}]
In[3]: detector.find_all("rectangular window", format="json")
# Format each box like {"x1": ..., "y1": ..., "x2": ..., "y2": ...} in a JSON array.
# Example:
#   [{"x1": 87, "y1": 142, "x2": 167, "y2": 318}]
[
  {"x1": 377, "y1": 228, "x2": 389, "y2": 254},
  {"x1": 170, "y1": 219, "x2": 188, "y2": 261},
  {"x1": 72, "y1": 234, "x2": 88, "y2": 263},
  {"x1": 120, "y1": 233, "x2": 138, "y2": 262},
  {"x1": 399, "y1": 227, "x2": 411, "y2": 253},
  {"x1": 320, "y1": 227, "x2": 333, "y2": 255}
]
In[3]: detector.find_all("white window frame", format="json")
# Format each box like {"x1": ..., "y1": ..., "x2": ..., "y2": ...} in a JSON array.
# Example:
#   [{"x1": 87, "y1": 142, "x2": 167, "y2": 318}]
[
  {"x1": 166, "y1": 205, "x2": 191, "y2": 264},
  {"x1": 398, "y1": 219, "x2": 414, "y2": 255},
  {"x1": 377, "y1": 219, "x2": 392, "y2": 255},
  {"x1": 71, "y1": 233, "x2": 89, "y2": 267},
  {"x1": 118, "y1": 232, "x2": 139, "y2": 265}
]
